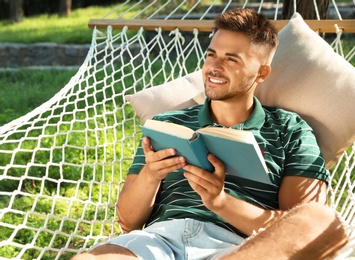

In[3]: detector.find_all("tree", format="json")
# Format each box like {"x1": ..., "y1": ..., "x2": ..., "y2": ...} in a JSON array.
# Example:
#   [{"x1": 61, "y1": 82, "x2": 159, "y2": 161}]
[
  {"x1": 282, "y1": 0, "x2": 329, "y2": 19},
  {"x1": 59, "y1": 0, "x2": 72, "y2": 17},
  {"x1": 9, "y1": 0, "x2": 24, "y2": 23}
]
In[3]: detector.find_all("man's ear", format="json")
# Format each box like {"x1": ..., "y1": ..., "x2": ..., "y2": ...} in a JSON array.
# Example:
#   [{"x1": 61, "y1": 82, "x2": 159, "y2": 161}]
[{"x1": 256, "y1": 65, "x2": 271, "y2": 83}]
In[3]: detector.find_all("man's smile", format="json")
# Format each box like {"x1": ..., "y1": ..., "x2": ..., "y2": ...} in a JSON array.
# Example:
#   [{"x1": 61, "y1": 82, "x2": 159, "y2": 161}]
[{"x1": 209, "y1": 77, "x2": 227, "y2": 84}]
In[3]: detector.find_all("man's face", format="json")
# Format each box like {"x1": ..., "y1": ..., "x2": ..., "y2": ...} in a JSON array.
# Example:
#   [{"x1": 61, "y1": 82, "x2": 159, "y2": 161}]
[{"x1": 202, "y1": 29, "x2": 262, "y2": 101}]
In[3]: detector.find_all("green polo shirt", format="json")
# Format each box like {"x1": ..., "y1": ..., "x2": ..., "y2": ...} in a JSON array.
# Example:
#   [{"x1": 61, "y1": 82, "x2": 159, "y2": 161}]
[{"x1": 128, "y1": 98, "x2": 328, "y2": 237}]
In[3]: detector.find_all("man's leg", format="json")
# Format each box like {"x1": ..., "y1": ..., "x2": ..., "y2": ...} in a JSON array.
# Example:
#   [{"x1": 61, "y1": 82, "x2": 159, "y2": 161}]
[
  {"x1": 218, "y1": 202, "x2": 348, "y2": 260},
  {"x1": 71, "y1": 219, "x2": 186, "y2": 260},
  {"x1": 71, "y1": 244, "x2": 138, "y2": 260}
]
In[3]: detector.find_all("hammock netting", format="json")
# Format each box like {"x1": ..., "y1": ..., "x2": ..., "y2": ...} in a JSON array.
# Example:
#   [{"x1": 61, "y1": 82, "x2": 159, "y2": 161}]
[{"x1": 0, "y1": 0, "x2": 354, "y2": 259}]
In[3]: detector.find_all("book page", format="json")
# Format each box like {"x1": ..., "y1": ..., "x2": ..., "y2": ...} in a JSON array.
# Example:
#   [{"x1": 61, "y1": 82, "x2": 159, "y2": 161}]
[
  {"x1": 143, "y1": 119, "x2": 194, "y2": 139},
  {"x1": 197, "y1": 127, "x2": 255, "y2": 144}
]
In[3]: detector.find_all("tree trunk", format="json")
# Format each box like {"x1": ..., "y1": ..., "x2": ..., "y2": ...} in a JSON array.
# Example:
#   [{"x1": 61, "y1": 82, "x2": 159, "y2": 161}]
[
  {"x1": 282, "y1": 0, "x2": 329, "y2": 19},
  {"x1": 9, "y1": 0, "x2": 24, "y2": 23},
  {"x1": 59, "y1": 0, "x2": 72, "y2": 17}
]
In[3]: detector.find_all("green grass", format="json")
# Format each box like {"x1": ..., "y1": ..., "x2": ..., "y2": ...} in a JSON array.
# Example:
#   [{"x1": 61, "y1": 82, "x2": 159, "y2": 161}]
[
  {"x1": 0, "y1": 1, "x2": 211, "y2": 44},
  {"x1": 0, "y1": 4, "x2": 136, "y2": 44},
  {"x1": 0, "y1": 66, "x2": 133, "y2": 259},
  {"x1": 0, "y1": 53, "x2": 200, "y2": 258},
  {"x1": 0, "y1": 69, "x2": 77, "y2": 126}
]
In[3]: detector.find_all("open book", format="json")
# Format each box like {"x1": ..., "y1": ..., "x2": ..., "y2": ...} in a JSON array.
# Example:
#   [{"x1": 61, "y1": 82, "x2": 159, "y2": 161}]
[{"x1": 141, "y1": 119, "x2": 271, "y2": 185}]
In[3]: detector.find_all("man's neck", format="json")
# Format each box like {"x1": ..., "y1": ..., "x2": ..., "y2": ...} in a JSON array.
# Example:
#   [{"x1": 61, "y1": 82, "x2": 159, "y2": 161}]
[{"x1": 210, "y1": 98, "x2": 255, "y2": 128}]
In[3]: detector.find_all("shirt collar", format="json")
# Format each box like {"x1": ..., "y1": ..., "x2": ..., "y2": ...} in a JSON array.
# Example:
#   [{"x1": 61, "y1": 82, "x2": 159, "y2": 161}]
[{"x1": 198, "y1": 97, "x2": 265, "y2": 130}]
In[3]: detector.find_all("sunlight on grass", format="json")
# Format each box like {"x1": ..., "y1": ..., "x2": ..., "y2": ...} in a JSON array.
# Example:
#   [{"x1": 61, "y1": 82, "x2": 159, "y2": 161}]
[
  {"x1": 0, "y1": 55, "x2": 182, "y2": 258},
  {"x1": 0, "y1": 69, "x2": 77, "y2": 126},
  {"x1": 1, "y1": 0, "x2": 216, "y2": 44},
  {"x1": 0, "y1": 5, "x2": 129, "y2": 44}
]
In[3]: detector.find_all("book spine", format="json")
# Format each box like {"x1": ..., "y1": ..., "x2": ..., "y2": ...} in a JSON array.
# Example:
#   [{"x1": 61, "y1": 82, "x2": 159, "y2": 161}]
[{"x1": 189, "y1": 133, "x2": 214, "y2": 172}]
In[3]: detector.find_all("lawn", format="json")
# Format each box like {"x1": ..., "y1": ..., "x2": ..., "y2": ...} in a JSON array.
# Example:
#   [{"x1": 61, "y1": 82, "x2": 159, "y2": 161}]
[
  {"x1": 0, "y1": 4, "x2": 125, "y2": 127},
  {"x1": 0, "y1": 5, "x2": 136, "y2": 258},
  {"x1": 0, "y1": 69, "x2": 77, "y2": 126},
  {"x1": 0, "y1": 4, "x2": 134, "y2": 44}
]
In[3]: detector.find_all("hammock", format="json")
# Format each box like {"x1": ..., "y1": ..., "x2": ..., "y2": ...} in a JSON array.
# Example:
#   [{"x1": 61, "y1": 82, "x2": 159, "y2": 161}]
[{"x1": 0, "y1": 0, "x2": 354, "y2": 259}]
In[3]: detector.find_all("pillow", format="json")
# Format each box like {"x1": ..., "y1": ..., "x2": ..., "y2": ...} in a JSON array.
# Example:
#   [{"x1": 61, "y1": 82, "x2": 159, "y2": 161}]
[
  {"x1": 125, "y1": 70, "x2": 204, "y2": 124},
  {"x1": 255, "y1": 13, "x2": 355, "y2": 168}
]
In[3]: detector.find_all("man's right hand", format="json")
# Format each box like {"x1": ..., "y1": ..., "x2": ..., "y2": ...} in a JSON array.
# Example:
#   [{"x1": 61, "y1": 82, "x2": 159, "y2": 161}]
[{"x1": 141, "y1": 136, "x2": 186, "y2": 181}]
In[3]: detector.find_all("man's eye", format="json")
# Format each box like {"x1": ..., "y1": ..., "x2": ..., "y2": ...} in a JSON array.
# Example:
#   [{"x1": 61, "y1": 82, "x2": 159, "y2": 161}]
[{"x1": 228, "y1": 58, "x2": 237, "y2": 62}]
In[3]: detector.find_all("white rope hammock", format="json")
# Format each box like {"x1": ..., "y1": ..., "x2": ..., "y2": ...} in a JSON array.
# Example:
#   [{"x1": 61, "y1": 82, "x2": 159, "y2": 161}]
[{"x1": 0, "y1": 1, "x2": 354, "y2": 259}]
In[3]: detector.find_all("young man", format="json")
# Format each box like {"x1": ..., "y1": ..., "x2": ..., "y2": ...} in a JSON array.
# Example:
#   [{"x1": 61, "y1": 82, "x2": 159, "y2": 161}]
[{"x1": 72, "y1": 8, "x2": 347, "y2": 260}]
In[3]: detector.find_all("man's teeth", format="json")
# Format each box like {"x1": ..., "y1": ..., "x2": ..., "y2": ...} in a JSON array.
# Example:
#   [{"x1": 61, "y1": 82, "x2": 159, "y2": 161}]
[{"x1": 210, "y1": 77, "x2": 225, "y2": 84}]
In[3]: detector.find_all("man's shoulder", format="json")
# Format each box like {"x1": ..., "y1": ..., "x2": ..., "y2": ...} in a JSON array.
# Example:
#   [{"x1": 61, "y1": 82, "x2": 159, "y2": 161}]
[
  {"x1": 262, "y1": 105, "x2": 303, "y2": 122},
  {"x1": 261, "y1": 105, "x2": 314, "y2": 136},
  {"x1": 152, "y1": 104, "x2": 202, "y2": 122}
]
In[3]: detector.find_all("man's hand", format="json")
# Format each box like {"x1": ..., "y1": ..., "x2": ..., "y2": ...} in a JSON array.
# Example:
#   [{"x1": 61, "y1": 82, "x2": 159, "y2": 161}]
[
  {"x1": 141, "y1": 136, "x2": 187, "y2": 181},
  {"x1": 183, "y1": 154, "x2": 227, "y2": 211},
  {"x1": 117, "y1": 136, "x2": 186, "y2": 232}
]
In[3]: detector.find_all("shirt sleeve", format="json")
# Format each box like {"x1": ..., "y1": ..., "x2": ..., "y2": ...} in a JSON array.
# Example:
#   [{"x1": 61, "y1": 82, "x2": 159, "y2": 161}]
[
  {"x1": 127, "y1": 136, "x2": 145, "y2": 175},
  {"x1": 127, "y1": 115, "x2": 165, "y2": 175},
  {"x1": 282, "y1": 114, "x2": 329, "y2": 184}
]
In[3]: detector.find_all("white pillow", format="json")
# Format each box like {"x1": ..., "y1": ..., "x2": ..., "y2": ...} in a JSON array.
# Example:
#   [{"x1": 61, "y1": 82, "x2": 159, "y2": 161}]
[
  {"x1": 125, "y1": 70, "x2": 204, "y2": 124},
  {"x1": 125, "y1": 13, "x2": 355, "y2": 169},
  {"x1": 255, "y1": 13, "x2": 355, "y2": 168}
]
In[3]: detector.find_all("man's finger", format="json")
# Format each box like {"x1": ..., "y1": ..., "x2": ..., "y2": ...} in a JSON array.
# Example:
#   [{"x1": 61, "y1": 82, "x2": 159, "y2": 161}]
[
  {"x1": 208, "y1": 154, "x2": 225, "y2": 176},
  {"x1": 142, "y1": 136, "x2": 176, "y2": 160}
]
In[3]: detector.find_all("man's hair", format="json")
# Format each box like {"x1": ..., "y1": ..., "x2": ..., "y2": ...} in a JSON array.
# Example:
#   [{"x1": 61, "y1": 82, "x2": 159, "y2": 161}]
[{"x1": 214, "y1": 8, "x2": 278, "y2": 52}]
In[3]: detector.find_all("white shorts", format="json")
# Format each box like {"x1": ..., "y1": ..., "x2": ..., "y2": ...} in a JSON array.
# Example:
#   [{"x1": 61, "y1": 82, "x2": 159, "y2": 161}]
[{"x1": 104, "y1": 218, "x2": 245, "y2": 260}]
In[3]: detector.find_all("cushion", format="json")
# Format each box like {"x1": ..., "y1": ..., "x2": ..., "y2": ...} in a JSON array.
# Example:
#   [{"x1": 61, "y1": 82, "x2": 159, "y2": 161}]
[
  {"x1": 125, "y1": 70, "x2": 204, "y2": 125},
  {"x1": 125, "y1": 12, "x2": 355, "y2": 169},
  {"x1": 255, "y1": 13, "x2": 355, "y2": 168}
]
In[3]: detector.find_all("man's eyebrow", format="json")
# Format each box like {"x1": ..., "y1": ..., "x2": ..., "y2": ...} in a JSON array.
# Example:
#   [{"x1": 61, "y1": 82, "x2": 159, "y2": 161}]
[
  {"x1": 207, "y1": 48, "x2": 242, "y2": 60},
  {"x1": 225, "y1": 52, "x2": 242, "y2": 60},
  {"x1": 206, "y1": 47, "x2": 216, "y2": 53}
]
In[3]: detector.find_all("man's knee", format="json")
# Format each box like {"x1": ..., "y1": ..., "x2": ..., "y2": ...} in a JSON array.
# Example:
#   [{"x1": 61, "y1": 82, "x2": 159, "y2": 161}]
[
  {"x1": 289, "y1": 202, "x2": 345, "y2": 233},
  {"x1": 221, "y1": 202, "x2": 349, "y2": 260},
  {"x1": 285, "y1": 202, "x2": 348, "y2": 258}
]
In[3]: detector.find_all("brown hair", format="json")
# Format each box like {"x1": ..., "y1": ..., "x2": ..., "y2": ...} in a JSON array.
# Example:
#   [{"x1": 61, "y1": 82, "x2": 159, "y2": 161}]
[{"x1": 214, "y1": 8, "x2": 278, "y2": 52}]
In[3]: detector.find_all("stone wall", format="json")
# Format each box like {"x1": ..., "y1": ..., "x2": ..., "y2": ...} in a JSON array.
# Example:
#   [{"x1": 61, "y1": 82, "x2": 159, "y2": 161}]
[{"x1": 0, "y1": 43, "x2": 91, "y2": 68}]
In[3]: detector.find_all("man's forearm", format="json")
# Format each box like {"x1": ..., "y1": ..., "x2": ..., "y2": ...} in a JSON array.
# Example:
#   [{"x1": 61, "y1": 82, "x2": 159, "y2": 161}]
[
  {"x1": 210, "y1": 193, "x2": 285, "y2": 236},
  {"x1": 117, "y1": 170, "x2": 161, "y2": 233}
]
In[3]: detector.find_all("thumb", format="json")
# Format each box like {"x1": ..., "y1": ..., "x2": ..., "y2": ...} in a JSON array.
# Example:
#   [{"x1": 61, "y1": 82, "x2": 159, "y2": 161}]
[
  {"x1": 208, "y1": 154, "x2": 225, "y2": 176},
  {"x1": 142, "y1": 136, "x2": 154, "y2": 154}
]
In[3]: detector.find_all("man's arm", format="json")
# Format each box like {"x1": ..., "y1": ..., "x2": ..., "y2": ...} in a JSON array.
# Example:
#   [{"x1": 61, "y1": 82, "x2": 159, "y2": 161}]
[
  {"x1": 117, "y1": 137, "x2": 186, "y2": 233},
  {"x1": 183, "y1": 153, "x2": 327, "y2": 236}
]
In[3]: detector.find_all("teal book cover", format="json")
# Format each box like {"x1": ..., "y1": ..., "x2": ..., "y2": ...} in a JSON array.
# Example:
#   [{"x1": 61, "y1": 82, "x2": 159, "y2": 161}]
[
  {"x1": 199, "y1": 133, "x2": 270, "y2": 185},
  {"x1": 140, "y1": 125, "x2": 213, "y2": 172}
]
